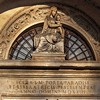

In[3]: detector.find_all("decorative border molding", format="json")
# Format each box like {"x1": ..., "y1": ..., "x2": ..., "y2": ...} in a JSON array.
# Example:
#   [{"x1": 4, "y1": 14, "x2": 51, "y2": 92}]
[{"x1": 0, "y1": 60, "x2": 100, "y2": 69}]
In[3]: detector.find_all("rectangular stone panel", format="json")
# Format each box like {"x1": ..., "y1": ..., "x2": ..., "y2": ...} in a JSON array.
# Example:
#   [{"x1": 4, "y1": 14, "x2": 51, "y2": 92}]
[
  {"x1": 0, "y1": 70, "x2": 100, "y2": 100},
  {"x1": 0, "y1": 78, "x2": 99, "y2": 96}
]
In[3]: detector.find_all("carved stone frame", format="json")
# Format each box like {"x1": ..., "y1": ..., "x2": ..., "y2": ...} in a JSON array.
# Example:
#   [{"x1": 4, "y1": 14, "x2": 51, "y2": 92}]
[{"x1": 0, "y1": 5, "x2": 100, "y2": 61}]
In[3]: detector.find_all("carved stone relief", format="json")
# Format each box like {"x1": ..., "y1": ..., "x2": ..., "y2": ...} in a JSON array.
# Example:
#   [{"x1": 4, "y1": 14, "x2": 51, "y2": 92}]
[{"x1": 0, "y1": 5, "x2": 99, "y2": 60}]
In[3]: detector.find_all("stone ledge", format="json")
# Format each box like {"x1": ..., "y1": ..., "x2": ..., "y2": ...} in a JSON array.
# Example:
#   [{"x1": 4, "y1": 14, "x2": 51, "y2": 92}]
[
  {"x1": 0, "y1": 60, "x2": 100, "y2": 69},
  {"x1": 32, "y1": 52, "x2": 65, "y2": 61}
]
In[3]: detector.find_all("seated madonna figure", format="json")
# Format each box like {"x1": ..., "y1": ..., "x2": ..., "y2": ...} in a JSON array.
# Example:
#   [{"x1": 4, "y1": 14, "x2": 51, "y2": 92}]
[{"x1": 34, "y1": 6, "x2": 64, "y2": 53}]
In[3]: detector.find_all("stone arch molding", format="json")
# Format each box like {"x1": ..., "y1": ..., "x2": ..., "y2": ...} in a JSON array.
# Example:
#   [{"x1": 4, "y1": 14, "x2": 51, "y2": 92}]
[{"x1": 0, "y1": 5, "x2": 100, "y2": 60}]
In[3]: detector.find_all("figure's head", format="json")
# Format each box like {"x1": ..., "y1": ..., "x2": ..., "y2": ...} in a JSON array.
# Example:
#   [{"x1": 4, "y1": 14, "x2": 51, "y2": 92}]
[
  {"x1": 56, "y1": 15, "x2": 61, "y2": 21},
  {"x1": 50, "y1": 6, "x2": 57, "y2": 16}
]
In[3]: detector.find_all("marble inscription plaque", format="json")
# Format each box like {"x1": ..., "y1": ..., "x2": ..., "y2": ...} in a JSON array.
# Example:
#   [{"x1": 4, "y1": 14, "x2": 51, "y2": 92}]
[{"x1": 0, "y1": 78, "x2": 100, "y2": 96}]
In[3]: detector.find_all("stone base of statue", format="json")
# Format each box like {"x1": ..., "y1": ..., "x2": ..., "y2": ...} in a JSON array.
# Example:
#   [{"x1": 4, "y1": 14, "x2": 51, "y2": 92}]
[{"x1": 32, "y1": 52, "x2": 66, "y2": 61}]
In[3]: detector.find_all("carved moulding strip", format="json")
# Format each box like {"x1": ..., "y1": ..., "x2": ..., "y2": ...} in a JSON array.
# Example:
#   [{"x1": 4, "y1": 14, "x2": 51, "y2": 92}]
[
  {"x1": 2, "y1": 97, "x2": 100, "y2": 100},
  {"x1": 0, "y1": 60, "x2": 100, "y2": 69},
  {"x1": 0, "y1": 5, "x2": 100, "y2": 60}
]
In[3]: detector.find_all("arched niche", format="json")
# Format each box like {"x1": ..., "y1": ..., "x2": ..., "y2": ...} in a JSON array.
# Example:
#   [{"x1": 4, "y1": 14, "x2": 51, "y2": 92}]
[{"x1": 0, "y1": 5, "x2": 100, "y2": 60}]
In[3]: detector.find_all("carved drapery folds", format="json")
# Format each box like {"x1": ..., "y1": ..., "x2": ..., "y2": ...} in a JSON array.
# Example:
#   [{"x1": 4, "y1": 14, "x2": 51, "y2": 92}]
[{"x1": 0, "y1": 5, "x2": 100, "y2": 60}]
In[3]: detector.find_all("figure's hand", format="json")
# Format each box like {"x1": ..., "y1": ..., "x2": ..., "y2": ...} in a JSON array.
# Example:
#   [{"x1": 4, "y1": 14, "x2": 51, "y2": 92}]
[
  {"x1": 59, "y1": 24, "x2": 62, "y2": 27},
  {"x1": 56, "y1": 22, "x2": 62, "y2": 27}
]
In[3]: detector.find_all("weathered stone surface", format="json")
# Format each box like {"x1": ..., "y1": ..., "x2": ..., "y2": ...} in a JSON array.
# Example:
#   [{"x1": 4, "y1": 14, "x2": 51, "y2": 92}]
[
  {"x1": 0, "y1": 5, "x2": 100, "y2": 60},
  {"x1": 0, "y1": 69, "x2": 100, "y2": 100},
  {"x1": 32, "y1": 52, "x2": 66, "y2": 61}
]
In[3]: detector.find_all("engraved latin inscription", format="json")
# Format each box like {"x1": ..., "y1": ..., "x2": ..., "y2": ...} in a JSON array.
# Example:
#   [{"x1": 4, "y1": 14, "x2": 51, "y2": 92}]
[{"x1": 6, "y1": 79, "x2": 96, "y2": 95}]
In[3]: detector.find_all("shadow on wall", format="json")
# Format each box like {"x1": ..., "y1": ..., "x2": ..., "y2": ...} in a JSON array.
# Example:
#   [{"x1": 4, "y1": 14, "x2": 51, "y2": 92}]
[{"x1": 0, "y1": 0, "x2": 62, "y2": 13}]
